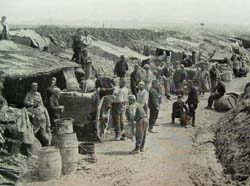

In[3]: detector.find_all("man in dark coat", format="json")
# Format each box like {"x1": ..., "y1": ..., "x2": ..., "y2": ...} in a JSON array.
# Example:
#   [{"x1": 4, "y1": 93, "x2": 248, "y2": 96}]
[
  {"x1": 186, "y1": 81, "x2": 199, "y2": 126},
  {"x1": 114, "y1": 55, "x2": 129, "y2": 78},
  {"x1": 148, "y1": 80, "x2": 161, "y2": 133},
  {"x1": 49, "y1": 88, "x2": 64, "y2": 132},
  {"x1": 130, "y1": 65, "x2": 141, "y2": 97},
  {"x1": 209, "y1": 65, "x2": 219, "y2": 90},
  {"x1": 162, "y1": 62, "x2": 173, "y2": 100},
  {"x1": 172, "y1": 95, "x2": 188, "y2": 125},
  {"x1": 45, "y1": 77, "x2": 59, "y2": 106},
  {"x1": 205, "y1": 79, "x2": 226, "y2": 110},
  {"x1": 71, "y1": 29, "x2": 84, "y2": 64}
]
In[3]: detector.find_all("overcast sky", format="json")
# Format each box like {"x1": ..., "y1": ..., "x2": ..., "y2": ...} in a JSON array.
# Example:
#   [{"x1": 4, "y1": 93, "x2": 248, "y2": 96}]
[{"x1": 1, "y1": 0, "x2": 250, "y2": 27}]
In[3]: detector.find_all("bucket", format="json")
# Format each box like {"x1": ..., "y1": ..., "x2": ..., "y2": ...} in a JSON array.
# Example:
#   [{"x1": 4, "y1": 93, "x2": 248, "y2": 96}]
[
  {"x1": 6, "y1": 138, "x2": 22, "y2": 155},
  {"x1": 38, "y1": 146, "x2": 62, "y2": 181},
  {"x1": 56, "y1": 133, "x2": 78, "y2": 175},
  {"x1": 55, "y1": 118, "x2": 74, "y2": 135},
  {"x1": 78, "y1": 142, "x2": 95, "y2": 155}
]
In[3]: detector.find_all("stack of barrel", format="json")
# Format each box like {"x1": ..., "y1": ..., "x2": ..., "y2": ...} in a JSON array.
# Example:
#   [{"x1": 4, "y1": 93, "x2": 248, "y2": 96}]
[{"x1": 37, "y1": 118, "x2": 78, "y2": 181}]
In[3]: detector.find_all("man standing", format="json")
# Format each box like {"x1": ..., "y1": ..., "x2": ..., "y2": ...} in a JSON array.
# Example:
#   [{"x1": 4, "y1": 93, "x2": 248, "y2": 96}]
[
  {"x1": 30, "y1": 96, "x2": 51, "y2": 147},
  {"x1": 209, "y1": 65, "x2": 220, "y2": 90},
  {"x1": 195, "y1": 64, "x2": 211, "y2": 96},
  {"x1": 49, "y1": 88, "x2": 64, "y2": 132},
  {"x1": 82, "y1": 31, "x2": 92, "y2": 63},
  {"x1": 72, "y1": 29, "x2": 84, "y2": 64},
  {"x1": 0, "y1": 16, "x2": 9, "y2": 40},
  {"x1": 114, "y1": 55, "x2": 129, "y2": 78},
  {"x1": 186, "y1": 81, "x2": 199, "y2": 127},
  {"x1": 130, "y1": 65, "x2": 141, "y2": 97},
  {"x1": 205, "y1": 79, "x2": 226, "y2": 110},
  {"x1": 132, "y1": 102, "x2": 148, "y2": 153},
  {"x1": 162, "y1": 61, "x2": 173, "y2": 100},
  {"x1": 24, "y1": 83, "x2": 44, "y2": 108},
  {"x1": 46, "y1": 77, "x2": 59, "y2": 106},
  {"x1": 143, "y1": 64, "x2": 154, "y2": 91},
  {"x1": 173, "y1": 64, "x2": 187, "y2": 95},
  {"x1": 112, "y1": 78, "x2": 129, "y2": 140},
  {"x1": 137, "y1": 81, "x2": 149, "y2": 114},
  {"x1": 148, "y1": 80, "x2": 161, "y2": 133}
]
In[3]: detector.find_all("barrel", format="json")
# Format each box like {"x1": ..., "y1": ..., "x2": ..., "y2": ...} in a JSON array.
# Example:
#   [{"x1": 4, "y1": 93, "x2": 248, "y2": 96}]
[
  {"x1": 55, "y1": 118, "x2": 74, "y2": 135},
  {"x1": 214, "y1": 94, "x2": 238, "y2": 112},
  {"x1": 38, "y1": 146, "x2": 62, "y2": 181},
  {"x1": 79, "y1": 142, "x2": 95, "y2": 155},
  {"x1": 221, "y1": 71, "x2": 232, "y2": 82},
  {"x1": 56, "y1": 133, "x2": 78, "y2": 175}
]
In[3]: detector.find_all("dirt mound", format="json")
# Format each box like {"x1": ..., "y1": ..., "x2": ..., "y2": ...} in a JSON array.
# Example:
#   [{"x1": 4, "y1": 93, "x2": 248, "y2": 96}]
[{"x1": 216, "y1": 99, "x2": 250, "y2": 185}]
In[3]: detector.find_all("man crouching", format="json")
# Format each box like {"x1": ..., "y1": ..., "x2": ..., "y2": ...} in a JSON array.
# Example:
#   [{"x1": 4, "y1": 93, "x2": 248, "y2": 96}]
[{"x1": 126, "y1": 95, "x2": 148, "y2": 153}]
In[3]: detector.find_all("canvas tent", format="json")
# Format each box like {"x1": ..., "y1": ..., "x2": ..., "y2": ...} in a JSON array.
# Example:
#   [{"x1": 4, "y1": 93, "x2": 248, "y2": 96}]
[
  {"x1": 9, "y1": 29, "x2": 51, "y2": 50},
  {"x1": 210, "y1": 51, "x2": 233, "y2": 63},
  {"x1": 91, "y1": 39, "x2": 151, "y2": 61},
  {"x1": 0, "y1": 40, "x2": 79, "y2": 107}
]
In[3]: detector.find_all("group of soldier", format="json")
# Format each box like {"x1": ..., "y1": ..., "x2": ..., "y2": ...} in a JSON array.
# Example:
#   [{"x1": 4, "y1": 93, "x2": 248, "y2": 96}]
[
  {"x1": 109, "y1": 51, "x2": 234, "y2": 153},
  {"x1": 0, "y1": 26, "x2": 245, "y2": 155}
]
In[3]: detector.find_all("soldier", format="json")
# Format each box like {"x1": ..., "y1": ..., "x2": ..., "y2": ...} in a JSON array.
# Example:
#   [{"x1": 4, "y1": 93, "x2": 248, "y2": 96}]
[
  {"x1": 162, "y1": 61, "x2": 173, "y2": 100},
  {"x1": 49, "y1": 88, "x2": 64, "y2": 131},
  {"x1": 114, "y1": 55, "x2": 129, "y2": 78},
  {"x1": 173, "y1": 64, "x2": 187, "y2": 96},
  {"x1": 0, "y1": 16, "x2": 9, "y2": 40},
  {"x1": 143, "y1": 64, "x2": 154, "y2": 91},
  {"x1": 172, "y1": 95, "x2": 188, "y2": 125},
  {"x1": 205, "y1": 79, "x2": 226, "y2": 110},
  {"x1": 30, "y1": 96, "x2": 51, "y2": 146},
  {"x1": 24, "y1": 82, "x2": 44, "y2": 108},
  {"x1": 72, "y1": 28, "x2": 84, "y2": 64},
  {"x1": 137, "y1": 81, "x2": 149, "y2": 114},
  {"x1": 126, "y1": 95, "x2": 137, "y2": 139},
  {"x1": 112, "y1": 78, "x2": 129, "y2": 140},
  {"x1": 46, "y1": 77, "x2": 59, "y2": 106},
  {"x1": 209, "y1": 65, "x2": 220, "y2": 90},
  {"x1": 130, "y1": 65, "x2": 142, "y2": 97},
  {"x1": 186, "y1": 81, "x2": 199, "y2": 127},
  {"x1": 131, "y1": 102, "x2": 148, "y2": 153},
  {"x1": 148, "y1": 80, "x2": 161, "y2": 133},
  {"x1": 195, "y1": 64, "x2": 211, "y2": 96}
]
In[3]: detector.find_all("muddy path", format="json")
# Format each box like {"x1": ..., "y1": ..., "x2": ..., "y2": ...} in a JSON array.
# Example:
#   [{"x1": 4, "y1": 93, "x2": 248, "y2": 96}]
[{"x1": 24, "y1": 77, "x2": 249, "y2": 186}]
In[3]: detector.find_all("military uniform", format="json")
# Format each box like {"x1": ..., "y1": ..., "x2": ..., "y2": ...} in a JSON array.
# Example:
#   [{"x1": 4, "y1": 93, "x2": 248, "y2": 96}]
[
  {"x1": 114, "y1": 60, "x2": 129, "y2": 78},
  {"x1": 130, "y1": 70, "x2": 141, "y2": 97},
  {"x1": 172, "y1": 101, "x2": 188, "y2": 124},
  {"x1": 24, "y1": 91, "x2": 44, "y2": 107},
  {"x1": 30, "y1": 105, "x2": 51, "y2": 146},
  {"x1": 186, "y1": 85, "x2": 199, "y2": 126},
  {"x1": 148, "y1": 87, "x2": 160, "y2": 131},
  {"x1": 207, "y1": 81, "x2": 226, "y2": 109}
]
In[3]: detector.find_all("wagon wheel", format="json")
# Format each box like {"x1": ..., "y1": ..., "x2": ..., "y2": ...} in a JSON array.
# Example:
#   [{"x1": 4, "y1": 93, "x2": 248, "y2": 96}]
[{"x1": 96, "y1": 95, "x2": 113, "y2": 141}]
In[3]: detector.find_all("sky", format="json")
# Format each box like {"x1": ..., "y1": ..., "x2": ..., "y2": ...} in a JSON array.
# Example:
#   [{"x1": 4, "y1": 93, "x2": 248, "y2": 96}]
[{"x1": 1, "y1": 0, "x2": 250, "y2": 27}]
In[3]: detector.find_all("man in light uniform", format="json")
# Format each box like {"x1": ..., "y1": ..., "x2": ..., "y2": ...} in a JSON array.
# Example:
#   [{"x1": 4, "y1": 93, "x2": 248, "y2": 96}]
[{"x1": 112, "y1": 78, "x2": 129, "y2": 141}]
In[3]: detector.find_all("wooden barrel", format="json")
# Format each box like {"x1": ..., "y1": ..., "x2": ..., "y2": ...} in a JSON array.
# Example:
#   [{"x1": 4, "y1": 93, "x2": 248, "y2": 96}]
[
  {"x1": 56, "y1": 133, "x2": 78, "y2": 175},
  {"x1": 221, "y1": 71, "x2": 232, "y2": 82},
  {"x1": 38, "y1": 146, "x2": 62, "y2": 181},
  {"x1": 214, "y1": 94, "x2": 238, "y2": 112},
  {"x1": 55, "y1": 118, "x2": 74, "y2": 135}
]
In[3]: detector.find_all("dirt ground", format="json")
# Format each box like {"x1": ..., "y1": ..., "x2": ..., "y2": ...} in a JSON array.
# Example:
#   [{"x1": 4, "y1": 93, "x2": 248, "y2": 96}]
[{"x1": 23, "y1": 77, "x2": 250, "y2": 186}]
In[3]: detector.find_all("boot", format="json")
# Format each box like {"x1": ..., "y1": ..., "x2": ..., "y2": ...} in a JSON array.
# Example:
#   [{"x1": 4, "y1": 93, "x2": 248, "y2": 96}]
[{"x1": 131, "y1": 146, "x2": 140, "y2": 154}]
